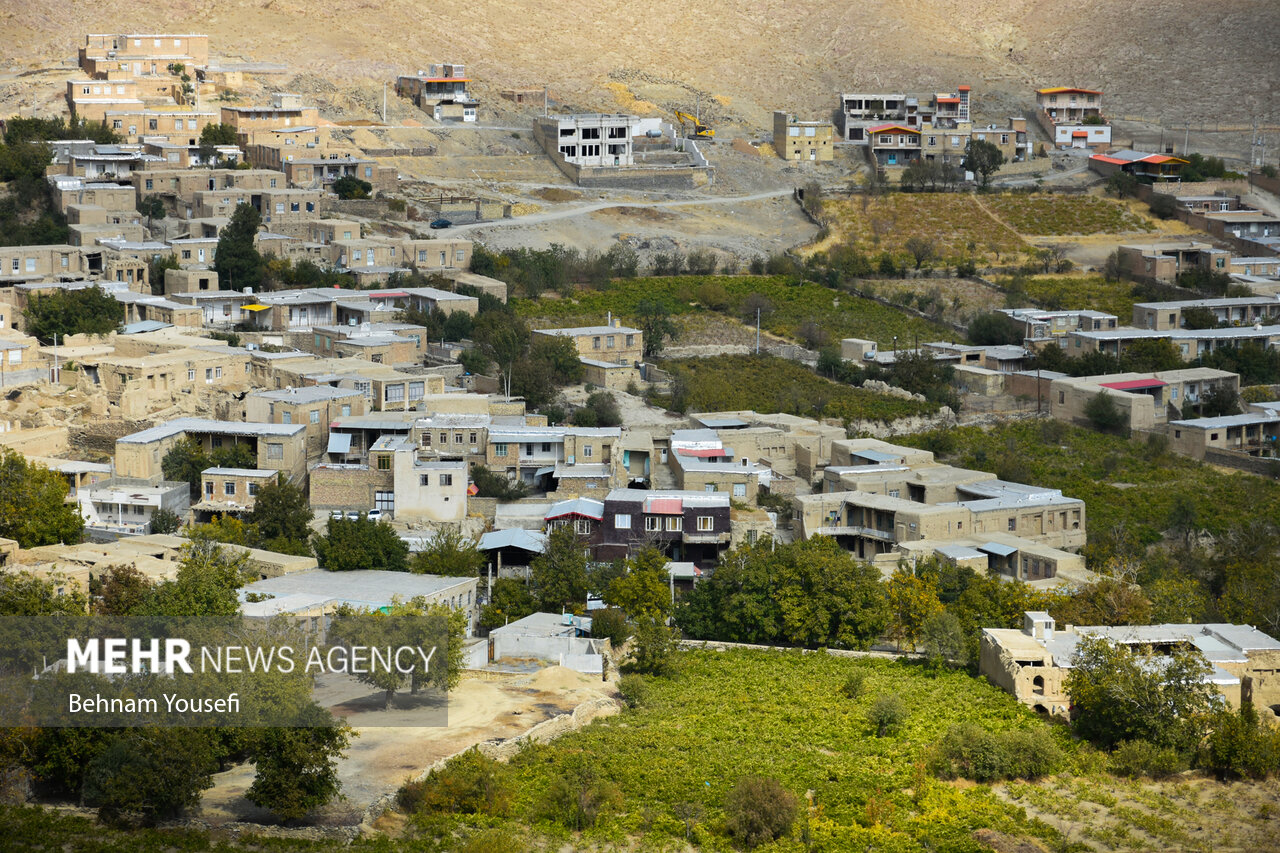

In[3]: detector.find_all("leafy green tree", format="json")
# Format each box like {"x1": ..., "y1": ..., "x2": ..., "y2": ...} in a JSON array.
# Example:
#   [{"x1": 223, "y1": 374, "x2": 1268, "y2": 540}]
[
  {"x1": 624, "y1": 617, "x2": 678, "y2": 676},
  {"x1": 23, "y1": 285, "x2": 123, "y2": 343},
  {"x1": 313, "y1": 516, "x2": 409, "y2": 573},
  {"x1": 541, "y1": 757, "x2": 622, "y2": 830},
  {"x1": 398, "y1": 747, "x2": 513, "y2": 816},
  {"x1": 93, "y1": 564, "x2": 152, "y2": 619},
  {"x1": 920, "y1": 611, "x2": 967, "y2": 668},
  {"x1": 161, "y1": 437, "x2": 211, "y2": 500},
  {"x1": 1200, "y1": 382, "x2": 1240, "y2": 418},
  {"x1": 134, "y1": 540, "x2": 250, "y2": 630},
  {"x1": 411, "y1": 527, "x2": 485, "y2": 577},
  {"x1": 197, "y1": 122, "x2": 237, "y2": 165},
  {"x1": 332, "y1": 175, "x2": 372, "y2": 199},
  {"x1": 1084, "y1": 391, "x2": 1127, "y2": 435},
  {"x1": 724, "y1": 775, "x2": 797, "y2": 850},
  {"x1": 1066, "y1": 634, "x2": 1221, "y2": 752},
  {"x1": 82, "y1": 729, "x2": 220, "y2": 825},
  {"x1": 968, "y1": 312, "x2": 1024, "y2": 346},
  {"x1": 1199, "y1": 701, "x2": 1280, "y2": 780},
  {"x1": 1180, "y1": 306, "x2": 1218, "y2": 330},
  {"x1": 1105, "y1": 172, "x2": 1140, "y2": 198},
  {"x1": 469, "y1": 463, "x2": 528, "y2": 500},
  {"x1": 213, "y1": 202, "x2": 264, "y2": 291},
  {"x1": 676, "y1": 537, "x2": 888, "y2": 649},
  {"x1": 1050, "y1": 576, "x2": 1152, "y2": 627},
  {"x1": 1149, "y1": 193, "x2": 1178, "y2": 219},
  {"x1": 249, "y1": 474, "x2": 313, "y2": 550},
  {"x1": 246, "y1": 717, "x2": 353, "y2": 821},
  {"x1": 868, "y1": 693, "x2": 907, "y2": 737},
  {"x1": 188, "y1": 513, "x2": 258, "y2": 546},
  {"x1": 0, "y1": 449, "x2": 84, "y2": 547},
  {"x1": 137, "y1": 194, "x2": 166, "y2": 230},
  {"x1": 885, "y1": 566, "x2": 943, "y2": 650},
  {"x1": 0, "y1": 570, "x2": 90, "y2": 676},
  {"x1": 963, "y1": 138, "x2": 1005, "y2": 187},
  {"x1": 635, "y1": 300, "x2": 679, "y2": 359},
  {"x1": 530, "y1": 525, "x2": 590, "y2": 613},
  {"x1": 572, "y1": 390, "x2": 623, "y2": 427},
  {"x1": 148, "y1": 507, "x2": 182, "y2": 535},
  {"x1": 1120, "y1": 337, "x2": 1183, "y2": 373},
  {"x1": 478, "y1": 577, "x2": 537, "y2": 633},
  {"x1": 606, "y1": 546, "x2": 671, "y2": 621}
]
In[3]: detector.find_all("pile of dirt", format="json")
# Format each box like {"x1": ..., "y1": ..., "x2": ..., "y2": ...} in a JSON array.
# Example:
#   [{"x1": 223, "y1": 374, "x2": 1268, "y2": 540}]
[{"x1": 523, "y1": 665, "x2": 598, "y2": 693}]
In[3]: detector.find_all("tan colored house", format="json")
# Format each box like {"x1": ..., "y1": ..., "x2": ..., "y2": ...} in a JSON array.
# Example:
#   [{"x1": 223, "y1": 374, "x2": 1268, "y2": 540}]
[
  {"x1": 221, "y1": 93, "x2": 320, "y2": 136},
  {"x1": 245, "y1": 386, "x2": 367, "y2": 457},
  {"x1": 195, "y1": 466, "x2": 278, "y2": 519},
  {"x1": 794, "y1": 438, "x2": 1086, "y2": 578},
  {"x1": 1117, "y1": 242, "x2": 1230, "y2": 285},
  {"x1": 1132, "y1": 296, "x2": 1280, "y2": 331},
  {"x1": 1167, "y1": 411, "x2": 1280, "y2": 460},
  {"x1": 982, "y1": 611, "x2": 1280, "y2": 718},
  {"x1": 79, "y1": 33, "x2": 210, "y2": 76},
  {"x1": 396, "y1": 64, "x2": 478, "y2": 122},
  {"x1": 0, "y1": 244, "x2": 89, "y2": 284},
  {"x1": 1048, "y1": 368, "x2": 1240, "y2": 431},
  {"x1": 772, "y1": 111, "x2": 835, "y2": 162},
  {"x1": 1034, "y1": 87, "x2": 1111, "y2": 149},
  {"x1": 532, "y1": 321, "x2": 643, "y2": 365},
  {"x1": 115, "y1": 418, "x2": 307, "y2": 484}
]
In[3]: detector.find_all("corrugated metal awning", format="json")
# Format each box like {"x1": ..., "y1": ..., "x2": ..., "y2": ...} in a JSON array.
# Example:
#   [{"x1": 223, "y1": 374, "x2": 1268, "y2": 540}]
[{"x1": 327, "y1": 433, "x2": 352, "y2": 454}]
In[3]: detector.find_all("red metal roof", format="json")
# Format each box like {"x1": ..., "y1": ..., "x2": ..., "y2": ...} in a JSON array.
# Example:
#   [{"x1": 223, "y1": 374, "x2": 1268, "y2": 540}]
[
  {"x1": 369, "y1": 291, "x2": 408, "y2": 298},
  {"x1": 645, "y1": 497, "x2": 684, "y2": 515},
  {"x1": 1071, "y1": 130, "x2": 1089, "y2": 137},
  {"x1": 957, "y1": 85, "x2": 971, "y2": 92},
  {"x1": 1090, "y1": 154, "x2": 1127, "y2": 165},
  {"x1": 676, "y1": 448, "x2": 722, "y2": 458},
  {"x1": 1100, "y1": 379, "x2": 1168, "y2": 391},
  {"x1": 935, "y1": 97, "x2": 961, "y2": 104},
  {"x1": 868, "y1": 124, "x2": 920, "y2": 135}
]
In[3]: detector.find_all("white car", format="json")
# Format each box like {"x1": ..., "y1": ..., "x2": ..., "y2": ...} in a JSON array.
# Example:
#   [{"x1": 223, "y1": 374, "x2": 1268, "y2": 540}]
[
  {"x1": 367, "y1": 508, "x2": 385, "y2": 521},
  {"x1": 345, "y1": 511, "x2": 362, "y2": 521},
  {"x1": 330, "y1": 509, "x2": 344, "y2": 520}
]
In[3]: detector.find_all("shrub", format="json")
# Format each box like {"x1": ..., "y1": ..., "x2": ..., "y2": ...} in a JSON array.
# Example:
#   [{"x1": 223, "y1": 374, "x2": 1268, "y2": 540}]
[
  {"x1": 1149, "y1": 194, "x2": 1178, "y2": 220},
  {"x1": 724, "y1": 775, "x2": 797, "y2": 849},
  {"x1": 616, "y1": 674, "x2": 651, "y2": 709},
  {"x1": 590, "y1": 606, "x2": 630, "y2": 647},
  {"x1": 930, "y1": 723, "x2": 1063, "y2": 782},
  {"x1": 1109, "y1": 739, "x2": 1187, "y2": 779},
  {"x1": 1084, "y1": 391, "x2": 1127, "y2": 435},
  {"x1": 840, "y1": 671, "x2": 866, "y2": 700},
  {"x1": 1199, "y1": 702, "x2": 1280, "y2": 780},
  {"x1": 868, "y1": 694, "x2": 906, "y2": 737},
  {"x1": 396, "y1": 748, "x2": 512, "y2": 816},
  {"x1": 541, "y1": 762, "x2": 621, "y2": 830}
]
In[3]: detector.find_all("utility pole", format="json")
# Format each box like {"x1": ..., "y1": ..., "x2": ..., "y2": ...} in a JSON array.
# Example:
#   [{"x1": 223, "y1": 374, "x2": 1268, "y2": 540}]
[
  {"x1": 755, "y1": 307, "x2": 761, "y2": 354},
  {"x1": 382, "y1": 81, "x2": 387, "y2": 125},
  {"x1": 1183, "y1": 124, "x2": 1190, "y2": 158}
]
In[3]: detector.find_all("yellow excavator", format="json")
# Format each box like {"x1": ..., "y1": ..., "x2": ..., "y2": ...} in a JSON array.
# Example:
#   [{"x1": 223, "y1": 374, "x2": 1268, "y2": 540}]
[{"x1": 673, "y1": 110, "x2": 715, "y2": 139}]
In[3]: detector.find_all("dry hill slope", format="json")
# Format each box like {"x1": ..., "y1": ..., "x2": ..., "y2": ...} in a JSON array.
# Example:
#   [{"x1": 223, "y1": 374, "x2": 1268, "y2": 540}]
[{"x1": 2, "y1": 0, "x2": 1277, "y2": 126}]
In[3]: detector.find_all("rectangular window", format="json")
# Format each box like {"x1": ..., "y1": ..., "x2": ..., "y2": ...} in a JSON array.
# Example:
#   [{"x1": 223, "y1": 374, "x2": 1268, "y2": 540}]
[
  {"x1": 493, "y1": 443, "x2": 507, "y2": 456},
  {"x1": 248, "y1": 483, "x2": 259, "y2": 496},
  {"x1": 440, "y1": 474, "x2": 453, "y2": 486},
  {"x1": 420, "y1": 475, "x2": 430, "y2": 486},
  {"x1": 408, "y1": 381, "x2": 424, "y2": 401},
  {"x1": 614, "y1": 513, "x2": 632, "y2": 529},
  {"x1": 215, "y1": 367, "x2": 222, "y2": 379},
  {"x1": 341, "y1": 405, "x2": 351, "y2": 416},
  {"x1": 733, "y1": 483, "x2": 746, "y2": 497},
  {"x1": 697, "y1": 516, "x2": 713, "y2": 531},
  {"x1": 666, "y1": 516, "x2": 682, "y2": 532},
  {"x1": 375, "y1": 490, "x2": 394, "y2": 511},
  {"x1": 205, "y1": 368, "x2": 213, "y2": 381},
  {"x1": 204, "y1": 481, "x2": 214, "y2": 497},
  {"x1": 281, "y1": 411, "x2": 292, "y2": 424},
  {"x1": 267, "y1": 443, "x2": 283, "y2": 460},
  {"x1": 592, "y1": 336, "x2": 601, "y2": 349},
  {"x1": 1007, "y1": 518, "x2": 1016, "y2": 531},
  {"x1": 224, "y1": 482, "x2": 236, "y2": 496},
  {"x1": 309, "y1": 410, "x2": 320, "y2": 424},
  {"x1": 644, "y1": 516, "x2": 661, "y2": 531},
  {"x1": 606, "y1": 335, "x2": 615, "y2": 348},
  {"x1": 187, "y1": 369, "x2": 195, "y2": 381},
  {"x1": 385, "y1": 384, "x2": 405, "y2": 403},
  {"x1": 376, "y1": 455, "x2": 391, "y2": 470},
  {"x1": 582, "y1": 445, "x2": 593, "y2": 458},
  {"x1": 469, "y1": 432, "x2": 477, "y2": 444}
]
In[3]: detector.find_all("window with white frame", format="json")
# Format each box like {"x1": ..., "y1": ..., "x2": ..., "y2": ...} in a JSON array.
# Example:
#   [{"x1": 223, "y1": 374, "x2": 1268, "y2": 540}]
[
  {"x1": 440, "y1": 474, "x2": 453, "y2": 486},
  {"x1": 267, "y1": 443, "x2": 283, "y2": 460},
  {"x1": 666, "y1": 516, "x2": 682, "y2": 532},
  {"x1": 614, "y1": 513, "x2": 631, "y2": 529},
  {"x1": 696, "y1": 516, "x2": 713, "y2": 531},
  {"x1": 644, "y1": 516, "x2": 661, "y2": 531}
]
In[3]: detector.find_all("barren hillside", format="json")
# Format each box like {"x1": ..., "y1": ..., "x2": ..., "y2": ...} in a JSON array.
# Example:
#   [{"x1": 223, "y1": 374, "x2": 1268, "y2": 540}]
[{"x1": 3, "y1": 0, "x2": 1277, "y2": 129}]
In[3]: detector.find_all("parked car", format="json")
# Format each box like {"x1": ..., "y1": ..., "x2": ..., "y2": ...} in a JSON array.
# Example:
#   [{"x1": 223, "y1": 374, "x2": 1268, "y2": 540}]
[
  {"x1": 345, "y1": 511, "x2": 362, "y2": 521},
  {"x1": 367, "y1": 508, "x2": 384, "y2": 521},
  {"x1": 429, "y1": 218, "x2": 452, "y2": 229},
  {"x1": 330, "y1": 509, "x2": 344, "y2": 520}
]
